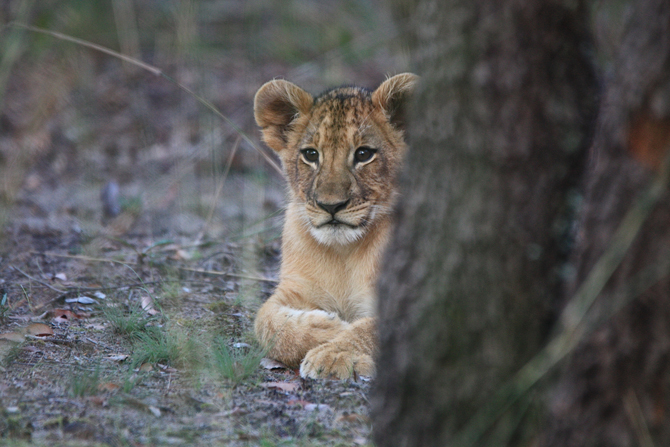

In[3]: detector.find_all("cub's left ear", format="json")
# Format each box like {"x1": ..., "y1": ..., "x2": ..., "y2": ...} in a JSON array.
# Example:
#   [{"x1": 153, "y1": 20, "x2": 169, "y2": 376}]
[
  {"x1": 254, "y1": 79, "x2": 313, "y2": 153},
  {"x1": 371, "y1": 73, "x2": 419, "y2": 130}
]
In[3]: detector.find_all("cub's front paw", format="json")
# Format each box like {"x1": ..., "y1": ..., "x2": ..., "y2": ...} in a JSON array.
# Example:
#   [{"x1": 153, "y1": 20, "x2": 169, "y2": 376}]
[{"x1": 299, "y1": 342, "x2": 375, "y2": 379}]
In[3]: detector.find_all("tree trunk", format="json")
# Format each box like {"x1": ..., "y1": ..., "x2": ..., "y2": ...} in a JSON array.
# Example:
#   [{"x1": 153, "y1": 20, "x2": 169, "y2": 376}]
[
  {"x1": 372, "y1": 0, "x2": 597, "y2": 445},
  {"x1": 544, "y1": 1, "x2": 670, "y2": 445}
]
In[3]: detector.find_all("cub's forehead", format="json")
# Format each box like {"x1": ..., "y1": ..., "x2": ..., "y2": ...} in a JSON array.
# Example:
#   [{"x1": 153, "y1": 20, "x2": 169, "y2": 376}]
[
  {"x1": 312, "y1": 87, "x2": 374, "y2": 120},
  {"x1": 303, "y1": 87, "x2": 377, "y2": 148}
]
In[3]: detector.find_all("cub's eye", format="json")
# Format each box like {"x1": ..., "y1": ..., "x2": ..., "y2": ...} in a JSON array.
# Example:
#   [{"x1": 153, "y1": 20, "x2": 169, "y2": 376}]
[
  {"x1": 301, "y1": 148, "x2": 319, "y2": 163},
  {"x1": 354, "y1": 147, "x2": 377, "y2": 164}
]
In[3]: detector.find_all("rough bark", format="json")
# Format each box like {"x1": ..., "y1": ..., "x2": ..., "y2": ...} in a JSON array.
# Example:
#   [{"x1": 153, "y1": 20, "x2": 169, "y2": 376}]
[
  {"x1": 372, "y1": 0, "x2": 597, "y2": 445},
  {"x1": 544, "y1": 1, "x2": 670, "y2": 445}
]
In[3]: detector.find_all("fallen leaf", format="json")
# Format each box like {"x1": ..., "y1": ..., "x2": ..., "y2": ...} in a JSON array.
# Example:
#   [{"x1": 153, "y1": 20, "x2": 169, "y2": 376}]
[
  {"x1": 49, "y1": 309, "x2": 86, "y2": 320},
  {"x1": 148, "y1": 406, "x2": 161, "y2": 417},
  {"x1": 141, "y1": 296, "x2": 159, "y2": 316},
  {"x1": 259, "y1": 357, "x2": 289, "y2": 370},
  {"x1": 156, "y1": 363, "x2": 177, "y2": 373},
  {"x1": 353, "y1": 437, "x2": 368, "y2": 445},
  {"x1": 106, "y1": 354, "x2": 129, "y2": 362},
  {"x1": 139, "y1": 363, "x2": 153, "y2": 372},
  {"x1": 52, "y1": 315, "x2": 69, "y2": 324},
  {"x1": 0, "y1": 332, "x2": 25, "y2": 343},
  {"x1": 27, "y1": 323, "x2": 53, "y2": 337},
  {"x1": 170, "y1": 249, "x2": 192, "y2": 261},
  {"x1": 65, "y1": 296, "x2": 97, "y2": 304},
  {"x1": 54, "y1": 273, "x2": 67, "y2": 281},
  {"x1": 87, "y1": 396, "x2": 107, "y2": 406},
  {"x1": 93, "y1": 292, "x2": 106, "y2": 299},
  {"x1": 98, "y1": 382, "x2": 121, "y2": 392},
  {"x1": 335, "y1": 412, "x2": 370, "y2": 424},
  {"x1": 261, "y1": 381, "x2": 299, "y2": 393},
  {"x1": 233, "y1": 342, "x2": 251, "y2": 349}
]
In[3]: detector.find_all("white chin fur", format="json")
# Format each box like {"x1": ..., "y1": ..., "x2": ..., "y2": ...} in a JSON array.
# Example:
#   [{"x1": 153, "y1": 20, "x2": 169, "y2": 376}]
[{"x1": 309, "y1": 225, "x2": 366, "y2": 246}]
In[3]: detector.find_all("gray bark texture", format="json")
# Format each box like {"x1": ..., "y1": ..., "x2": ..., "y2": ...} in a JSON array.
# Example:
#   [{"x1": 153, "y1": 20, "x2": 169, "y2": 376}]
[
  {"x1": 544, "y1": 0, "x2": 670, "y2": 445},
  {"x1": 372, "y1": 0, "x2": 597, "y2": 445}
]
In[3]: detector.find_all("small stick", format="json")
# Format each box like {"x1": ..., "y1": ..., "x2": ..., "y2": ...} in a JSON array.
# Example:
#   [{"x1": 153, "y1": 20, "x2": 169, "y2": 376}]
[
  {"x1": 196, "y1": 136, "x2": 241, "y2": 243},
  {"x1": 30, "y1": 251, "x2": 134, "y2": 267},
  {"x1": 8, "y1": 23, "x2": 282, "y2": 175},
  {"x1": 33, "y1": 251, "x2": 277, "y2": 283},
  {"x1": 11, "y1": 266, "x2": 66, "y2": 294},
  {"x1": 178, "y1": 266, "x2": 277, "y2": 283}
]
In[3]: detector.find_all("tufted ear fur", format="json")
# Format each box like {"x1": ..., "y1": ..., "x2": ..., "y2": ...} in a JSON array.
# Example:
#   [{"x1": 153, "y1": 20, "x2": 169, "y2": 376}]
[
  {"x1": 254, "y1": 79, "x2": 314, "y2": 152},
  {"x1": 371, "y1": 73, "x2": 418, "y2": 130}
]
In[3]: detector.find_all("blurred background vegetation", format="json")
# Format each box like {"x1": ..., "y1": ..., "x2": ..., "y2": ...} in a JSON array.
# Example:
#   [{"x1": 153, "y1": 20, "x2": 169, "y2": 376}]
[{"x1": 0, "y1": 0, "x2": 409, "y2": 245}]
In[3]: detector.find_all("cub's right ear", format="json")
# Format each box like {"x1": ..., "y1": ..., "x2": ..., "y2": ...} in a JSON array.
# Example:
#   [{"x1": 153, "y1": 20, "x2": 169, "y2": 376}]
[
  {"x1": 372, "y1": 73, "x2": 418, "y2": 131},
  {"x1": 254, "y1": 80, "x2": 313, "y2": 152}
]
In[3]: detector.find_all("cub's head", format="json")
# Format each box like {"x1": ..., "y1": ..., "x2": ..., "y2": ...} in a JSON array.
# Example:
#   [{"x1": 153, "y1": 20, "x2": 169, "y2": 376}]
[{"x1": 254, "y1": 74, "x2": 417, "y2": 246}]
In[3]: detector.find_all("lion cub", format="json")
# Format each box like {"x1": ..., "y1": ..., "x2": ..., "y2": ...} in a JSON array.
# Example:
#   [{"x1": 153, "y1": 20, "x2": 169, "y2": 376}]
[{"x1": 253, "y1": 73, "x2": 417, "y2": 379}]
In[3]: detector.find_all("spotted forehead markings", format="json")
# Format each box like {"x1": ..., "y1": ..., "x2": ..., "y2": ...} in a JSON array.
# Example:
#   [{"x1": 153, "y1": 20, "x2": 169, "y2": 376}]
[{"x1": 304, "y1": 88, "x2": 374, "y2": 150}]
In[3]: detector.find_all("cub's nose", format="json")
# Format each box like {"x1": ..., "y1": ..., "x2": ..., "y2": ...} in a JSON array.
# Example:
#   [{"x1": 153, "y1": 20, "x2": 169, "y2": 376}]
[{"x1": 317, "y1": 200, "x2": 349, "y2": 216}]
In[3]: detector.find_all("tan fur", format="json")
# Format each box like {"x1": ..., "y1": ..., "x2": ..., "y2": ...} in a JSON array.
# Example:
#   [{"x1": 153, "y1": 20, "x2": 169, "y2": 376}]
[{"x1": 253, "y1": 74, "x2": 417, "y2": 379}]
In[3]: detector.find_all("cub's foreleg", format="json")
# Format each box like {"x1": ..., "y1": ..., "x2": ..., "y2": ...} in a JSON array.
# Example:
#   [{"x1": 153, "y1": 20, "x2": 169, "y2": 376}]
[
  {"x1": 300, "y1": 316, "x2": 376, "y2": 379},
  {"x1": 254, "y1": 288, "x2": 349, "y2": 368}
]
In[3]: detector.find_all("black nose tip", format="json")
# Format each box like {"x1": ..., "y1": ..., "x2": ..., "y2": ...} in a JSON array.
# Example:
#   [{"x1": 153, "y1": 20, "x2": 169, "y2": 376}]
[{"x1": 317, "y1": 200, "x2": 349, "y2": 216}]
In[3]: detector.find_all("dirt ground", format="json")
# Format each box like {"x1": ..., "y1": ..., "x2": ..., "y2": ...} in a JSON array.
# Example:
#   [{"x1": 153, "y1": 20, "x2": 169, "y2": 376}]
[
  {"x1": 0, "y1": 226, "x2": 373, "y2": 446},
  {"x1": 0, "y1": 1, "x2": 406, "y2": 445}
]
